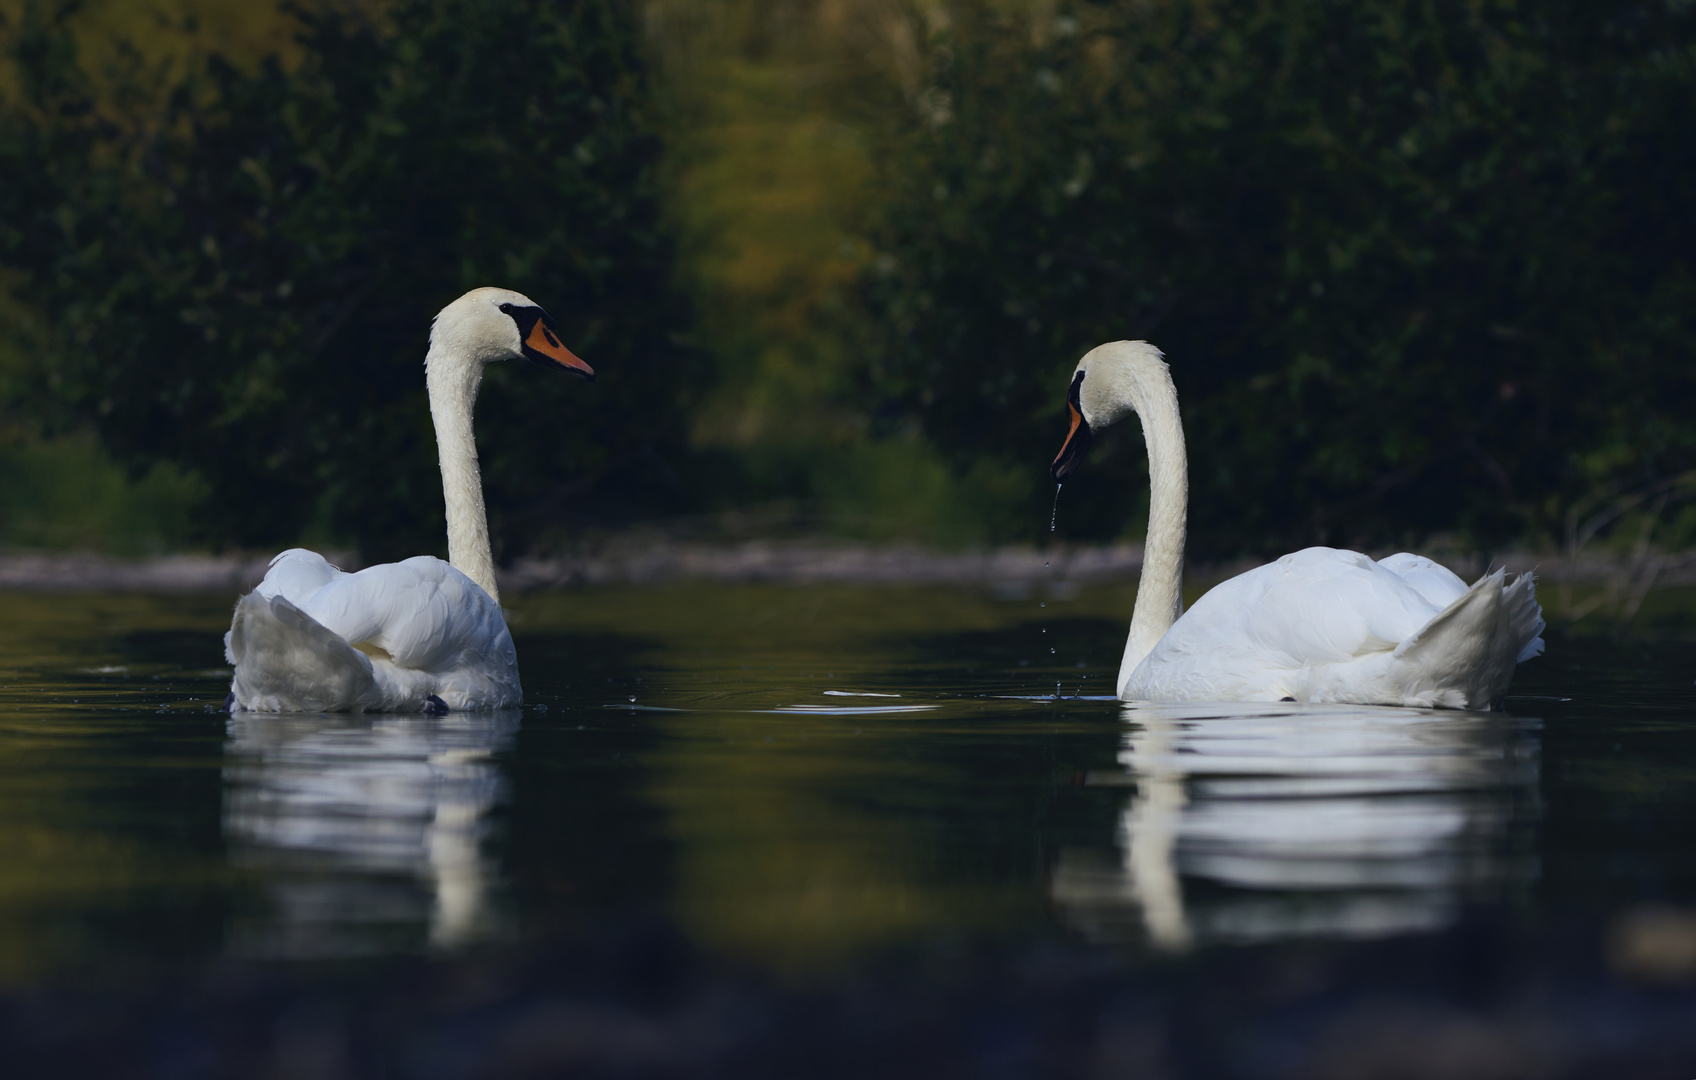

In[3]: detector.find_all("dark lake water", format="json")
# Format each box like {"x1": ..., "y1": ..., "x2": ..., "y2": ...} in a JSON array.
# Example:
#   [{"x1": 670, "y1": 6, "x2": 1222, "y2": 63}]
[{"x1": 0, "y1": 580, "x2": 1693, "y2": 1074}]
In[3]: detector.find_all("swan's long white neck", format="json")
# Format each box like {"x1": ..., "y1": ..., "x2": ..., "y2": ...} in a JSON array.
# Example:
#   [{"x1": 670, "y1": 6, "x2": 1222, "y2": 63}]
[
  {"x1": 1118, "y1": 362, "x2": 1187, "y2": 694},
  {"x1": 425, "y1": 344, "x2": 499, "y2": 605}
]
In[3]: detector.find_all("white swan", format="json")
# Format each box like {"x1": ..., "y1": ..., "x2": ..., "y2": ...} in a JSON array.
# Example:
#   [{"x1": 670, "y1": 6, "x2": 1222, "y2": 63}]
[
  {"x1": 224, "y1": 287, "x2": 594, "y2": 713},
  {"x1": 1051, "y1": 341, "x2": 1545, "y2": 709}
]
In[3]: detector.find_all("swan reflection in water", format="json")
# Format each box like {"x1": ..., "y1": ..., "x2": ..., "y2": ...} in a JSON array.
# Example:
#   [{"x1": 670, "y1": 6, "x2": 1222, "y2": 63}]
[
  {"x1": 222, "y1": 709, "x2": 520, "y2": 959},
  {"x1": 1052, "y1": 702, "x2": 1541, "y2": 949}
]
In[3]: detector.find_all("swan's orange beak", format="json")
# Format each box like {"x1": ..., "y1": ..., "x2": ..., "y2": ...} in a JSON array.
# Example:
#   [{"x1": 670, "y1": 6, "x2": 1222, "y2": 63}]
[
  {"x1": 523, "y1": 320, "x2": 594, "y2": 380},
  {"x1": 1051, "y1": 400, "x2": 1092, "y2": 481}
]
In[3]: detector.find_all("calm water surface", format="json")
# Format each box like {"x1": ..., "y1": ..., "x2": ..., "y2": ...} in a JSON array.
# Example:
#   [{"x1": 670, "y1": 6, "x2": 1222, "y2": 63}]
[{"x1": 0, "y1": 581, "x2": 1691, "y2": 986}]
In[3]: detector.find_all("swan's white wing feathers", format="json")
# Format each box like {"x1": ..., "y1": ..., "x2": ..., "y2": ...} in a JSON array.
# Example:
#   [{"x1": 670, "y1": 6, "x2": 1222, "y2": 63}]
[
  {"x1": 232, "y1": 549, "x2": 346, "y2": 667},
  {"x1": 227, "y1": 592, "x2": 380, "y2": 712},
  {"x1": 255, "y1": 548, "x2": 342, "y2": 604},
  {"x1": 232, "y1": 551, "x2": 520, "y2": 711},
  {"x1": 1231, "y1": 548, "x2": 1441, "y2": 664},
  {"x1": 1131, "y1": 549, "x2": 1435, "y2": 701},
  {"x1": 1376, "y1": 552, "x2": 1469, "y2": 609},
  {"x1": 1127, "y1": 547, "x2": 1544, "y2": 709},
  {"x1": 298, "y1": 556, "x2": 506, "y2": 672}
]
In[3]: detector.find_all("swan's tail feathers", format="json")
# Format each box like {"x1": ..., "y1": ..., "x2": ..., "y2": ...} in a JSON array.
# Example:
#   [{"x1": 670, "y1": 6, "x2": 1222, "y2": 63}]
[
  {"x1": 227, "y1": 591, "x2": 377, "y2": 712},
  {"x1": 1502, "y1": 570, "x2": 1547, "y2": 664},
  {"x1": 1392, "y1": 569, "x2": 1545, "y2": 709}
]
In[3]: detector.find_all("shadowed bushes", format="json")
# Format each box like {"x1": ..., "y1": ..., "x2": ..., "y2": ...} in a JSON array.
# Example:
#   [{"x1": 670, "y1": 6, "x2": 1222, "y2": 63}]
[
  {"x1": 4, "y1": 0, "x2": 1694, "y2": 559},
  {"x1": 0, "y1": 0, "x2": 695, "y2": 560},
  {"x1": 861, "y1": 0, "x2": 1696, "y2": 553}
]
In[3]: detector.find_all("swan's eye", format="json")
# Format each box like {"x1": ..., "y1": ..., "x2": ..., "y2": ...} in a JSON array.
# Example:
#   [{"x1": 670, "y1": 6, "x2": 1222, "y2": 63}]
[
  {"x1": 498, "y1": 301, "x2": 593, "y2": 378},
  {"x1": 498, "y1": 302, "x2": 540, "y2": 331}
]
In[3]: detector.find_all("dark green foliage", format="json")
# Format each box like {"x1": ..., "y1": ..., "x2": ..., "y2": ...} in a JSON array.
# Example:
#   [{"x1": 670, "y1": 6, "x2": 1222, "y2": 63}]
[
  {"x1": 0, "y1": 0, "x2": 694, "y2": 559},
  {"x1": 863, "y1": 1, "x2": 1696, "y2": 553}
]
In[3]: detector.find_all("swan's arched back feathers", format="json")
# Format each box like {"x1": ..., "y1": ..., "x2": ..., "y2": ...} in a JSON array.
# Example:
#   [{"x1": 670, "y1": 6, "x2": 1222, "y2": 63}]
[
  {"x1": 1243, "y1": 549, "x2": 1443, "y2": 663},
  {"x1": 1375, "y1": 553, "x2": 1469, "y2": 608},
  {"x1": 1122, "y1": 547, "x2": 1546, "y2": 709},
  {"x1": 298, "y1": 556, "x2": 509, "y2": 674},
  {"x1": 228, "y1": 551, "x2": 521, "y2": 712},
  {"x1": 255, "y1": 548, "x2": 340, "y2": 602}
]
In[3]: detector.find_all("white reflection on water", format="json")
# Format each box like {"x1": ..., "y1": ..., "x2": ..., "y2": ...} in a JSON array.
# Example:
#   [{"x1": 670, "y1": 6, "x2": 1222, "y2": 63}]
[
  {"x1": 221, "y1": 710, "x2": 520, "y2": 959},
  {"x1": 1051, "y1": 702, "x2": 1540, "y2": 949}
]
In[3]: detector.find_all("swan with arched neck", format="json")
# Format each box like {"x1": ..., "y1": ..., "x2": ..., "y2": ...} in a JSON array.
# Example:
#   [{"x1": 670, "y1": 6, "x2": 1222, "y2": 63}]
[
  {"x1": 1051, "y1": 341, "x2": 1543, "y2": 708},
  {"x1": 224, "y1": 287, "x2": 592, "y2": 713}
]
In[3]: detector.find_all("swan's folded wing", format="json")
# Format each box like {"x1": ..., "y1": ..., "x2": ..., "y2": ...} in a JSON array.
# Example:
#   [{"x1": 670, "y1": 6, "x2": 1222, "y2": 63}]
[
  {"x1": 298, "y1": 556, "x2": 507, "y2": 672},
  {"x1": 254, "y1": 548, "x2": 343, "y2": 605},
  {"x1": 1376, "y1": 552, "x2": 1469, "y2": 609},
  {"x1": 1239, "y1": 548, "x2": 1444, "y2": 664}
]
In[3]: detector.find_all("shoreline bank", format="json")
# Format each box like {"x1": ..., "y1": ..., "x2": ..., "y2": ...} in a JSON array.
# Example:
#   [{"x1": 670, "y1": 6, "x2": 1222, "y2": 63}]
[{"x1": 1, "y1": 541, "x2": 1691, "y2": 594}]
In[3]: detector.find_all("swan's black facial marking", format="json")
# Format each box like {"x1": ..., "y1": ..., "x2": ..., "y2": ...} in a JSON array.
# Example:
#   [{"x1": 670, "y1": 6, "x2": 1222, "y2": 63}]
[
  {"x1": 499, "y1": 302, "x2": 542, "y2": 335},
  {"x1": 422, "y1": 694, "x2": 449, "y2": 716},
  {"x1": 1051, "y1": 369, "x2": 1093, "y2": 481},
  {"x1": 499, "y1": 302, "x2": 594, "y2": 380}
]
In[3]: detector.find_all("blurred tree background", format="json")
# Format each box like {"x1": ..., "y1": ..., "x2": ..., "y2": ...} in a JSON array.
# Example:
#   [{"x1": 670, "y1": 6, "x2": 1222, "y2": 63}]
[
  {"x1": 1, "y1": 0, "x2": 1693, "y2": 560},
  {"x1": 1, "y1": 0, "x2": 692, "y2": 560},
  {"x1": 863, "y1": 0, "x2": 1696, "y2": 554},
  {"x1": 644, "y1": 0, "x2": 1032, "y2": 544}
]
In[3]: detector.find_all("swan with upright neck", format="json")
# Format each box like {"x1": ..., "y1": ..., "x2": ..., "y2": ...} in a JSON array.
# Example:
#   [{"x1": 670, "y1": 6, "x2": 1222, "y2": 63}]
[
  {"x1": 1052, "y1": 341, "x2": 1544, "y2": 709},
  {"x1": 224, "y1": 287, "x2": 593, "y2": 713}
]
